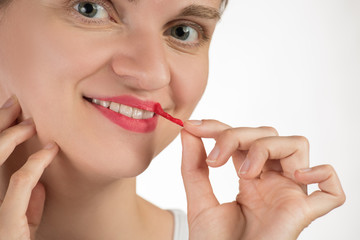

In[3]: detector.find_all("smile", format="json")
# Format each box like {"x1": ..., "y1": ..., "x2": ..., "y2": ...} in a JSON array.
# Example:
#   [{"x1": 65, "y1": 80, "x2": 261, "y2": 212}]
[
  {"x1": 84, "y1": 95, "x2": 159, "y2": 133},
  {"x1": 89, "y1": 98, "x2": 155, "y2": 120}
]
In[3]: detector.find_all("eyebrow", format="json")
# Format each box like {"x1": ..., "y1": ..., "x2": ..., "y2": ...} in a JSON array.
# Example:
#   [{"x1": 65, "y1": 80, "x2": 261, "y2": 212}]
[
  {"x1": 177, "y1": 4, "x2": 221, "y2": 20},
  {"x1": 125, "y1": 1, "x2": 221, "y2": 20}
]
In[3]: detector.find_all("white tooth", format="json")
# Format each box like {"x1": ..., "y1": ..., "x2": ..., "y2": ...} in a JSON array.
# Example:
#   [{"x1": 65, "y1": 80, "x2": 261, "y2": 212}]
[
  {"x1": 119, "y1": 104, "x2": 133, "y2": 118},
  {"x1": 99, "y1": 100, "x2": 110, "y2": 108},
  {"x1": 109, "y1": 102, "x2": 120, "y2": 113},
  {"x1": 92, "y1": 98, "x2": 100, "y2": 104},
  {"x1": 132, "y1": 108, "x2": 144, "y2": 119},
  {"x1": 143, "y1": 111, "x2": 154, "y2": 119}
]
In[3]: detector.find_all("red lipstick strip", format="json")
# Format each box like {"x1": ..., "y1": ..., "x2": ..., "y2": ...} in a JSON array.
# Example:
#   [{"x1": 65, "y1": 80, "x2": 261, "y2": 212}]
[{"x1": 154, "y1": 103, "x2": 184, "y2": 127}]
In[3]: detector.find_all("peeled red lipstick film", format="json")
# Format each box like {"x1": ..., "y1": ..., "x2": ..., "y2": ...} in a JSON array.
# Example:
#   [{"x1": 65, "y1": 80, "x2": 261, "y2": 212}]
[{"x1": 154, "y1": 103, "x2": 184, "y2": 127}]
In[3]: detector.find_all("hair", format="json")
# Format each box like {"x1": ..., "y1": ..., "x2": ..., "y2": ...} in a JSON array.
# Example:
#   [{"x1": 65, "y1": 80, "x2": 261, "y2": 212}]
[
  {"x1": 0, "y1": 0, "x2": 9, "y2": 6},
  {"x1": 222, "y1": 0, "x2": 229, "y2": 8},
  {"x1": 220, "y1": 0, "x2": 228, "y2": 14},
  {"x1": 0, "y1": 0, "x2": 11, "y2": 9}
]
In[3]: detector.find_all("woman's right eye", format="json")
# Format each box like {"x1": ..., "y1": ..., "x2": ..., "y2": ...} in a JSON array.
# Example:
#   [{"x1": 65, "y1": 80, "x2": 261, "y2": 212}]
[{"x1": 73, "y1": 2, "x2": 110, "y2": 20}]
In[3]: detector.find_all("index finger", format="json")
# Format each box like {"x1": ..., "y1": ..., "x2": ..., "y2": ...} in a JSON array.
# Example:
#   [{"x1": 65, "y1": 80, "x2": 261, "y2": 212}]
[
  {"x1": 0, "y1": 143, "x2": 58, "y2": 220},
  {"x1": 0, "y1": 96, "x2": 21, "y2": 131},
  {"x1": 183, "y1": 119, "x2": 231, "y2": 139}
]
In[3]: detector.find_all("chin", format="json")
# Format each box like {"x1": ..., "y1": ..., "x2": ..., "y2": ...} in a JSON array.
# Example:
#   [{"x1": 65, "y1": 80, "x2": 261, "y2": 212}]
[{"x1": 59, "y1": 140, "x2": 155, "y2": 180}]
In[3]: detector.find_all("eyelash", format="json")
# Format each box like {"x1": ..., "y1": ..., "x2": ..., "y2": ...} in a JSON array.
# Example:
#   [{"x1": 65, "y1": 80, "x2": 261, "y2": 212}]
[
  {"x1": 66, "y1": 0, "x2": 211, "y2": 48},
  {"x1": 66, "y1": 0, "x2": 115, "y2": 25},
  {"x1": 166, "y1": 20, "x2": 210, "y2": 49}
]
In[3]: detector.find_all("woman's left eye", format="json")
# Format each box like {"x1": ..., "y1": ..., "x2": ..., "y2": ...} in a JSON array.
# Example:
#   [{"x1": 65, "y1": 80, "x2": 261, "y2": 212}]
[
  {"x1": 170, "y1": 25, "x2": 199, "y2": 42},
  {"x1": 74, "y1": 2, "x2": 109, "y2": 19}
]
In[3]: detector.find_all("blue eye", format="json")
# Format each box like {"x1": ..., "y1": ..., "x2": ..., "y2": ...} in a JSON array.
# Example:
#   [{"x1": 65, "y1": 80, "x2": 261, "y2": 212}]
[
  {"x1": 170, "y1": 25, "x2": 199, "y2": 42},
  {"x1": 74, "y1": 2, "x2": 109, "y2": 19}
]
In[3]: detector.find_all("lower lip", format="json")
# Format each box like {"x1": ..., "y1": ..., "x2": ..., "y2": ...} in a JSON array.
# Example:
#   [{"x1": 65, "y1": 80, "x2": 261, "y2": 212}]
[{"x1": 90, "y1": 103, "x2": 158, "y2": 133}]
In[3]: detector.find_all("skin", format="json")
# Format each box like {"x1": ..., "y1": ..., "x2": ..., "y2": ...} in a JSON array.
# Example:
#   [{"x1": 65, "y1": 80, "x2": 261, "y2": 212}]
[{"x1": 0, "y1": 0, "x2": 345, "y2": 240}]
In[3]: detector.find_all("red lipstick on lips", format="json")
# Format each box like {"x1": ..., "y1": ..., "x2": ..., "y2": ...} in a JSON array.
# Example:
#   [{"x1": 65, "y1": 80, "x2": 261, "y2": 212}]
[{"x1": 87, "y1": 95, "x2": 183, "y2": 133}]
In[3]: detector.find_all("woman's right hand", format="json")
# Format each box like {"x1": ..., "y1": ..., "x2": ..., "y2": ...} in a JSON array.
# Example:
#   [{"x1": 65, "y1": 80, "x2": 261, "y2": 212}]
[
  {"x1": 0, "y1": 96, "x2": 59, "y2": 240},
  {"x1": 181, "y1": 119, "x2": 345, "y2": 240}
]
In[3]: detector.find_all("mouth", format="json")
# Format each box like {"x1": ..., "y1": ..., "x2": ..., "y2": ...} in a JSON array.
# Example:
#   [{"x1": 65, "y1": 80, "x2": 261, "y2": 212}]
[
  {"x1": 84, "y1": 96, "x2": 155, "y2": 120},
  {"x1": 83, "y1": 95, "x2": 159, "y2": 133}
]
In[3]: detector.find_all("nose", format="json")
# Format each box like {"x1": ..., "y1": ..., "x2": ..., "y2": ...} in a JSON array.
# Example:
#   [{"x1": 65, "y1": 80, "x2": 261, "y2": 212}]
[{"x1": 111, "y1": 30, "x2": 171, "y2": 91}]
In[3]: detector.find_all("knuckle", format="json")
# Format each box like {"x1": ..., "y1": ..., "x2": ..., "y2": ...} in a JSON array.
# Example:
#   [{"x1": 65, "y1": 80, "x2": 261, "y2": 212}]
[
  {"x1": 0, "y1": 127, "x2": 12, "y2": 138},
  {"x1": 249, "y1": 139, "x2": 268, "y2": 157},
  {"x1": 0, "y1": 128, "x2": 17, "y2": 147},
  {"x1": 10, "y1": 170, "x2": 33, "y2": 187},
  {"x1": 258, "y1": 126, "x2": 279, "y2": 136},
  {"x1": 322, "y1": 164, "x2": 335, "y2": 173},
  {"x1": 222, "y1": 128, "x2": 234, "y2": 137},
  {"x1": 293, "y1": 135, "x2": 310, "y2": 151},
  {"x1": 251, "y1": 139, "x2": 265, "y2": 150},
  {"x1": 340, "y1": 193, "x2": 346, "y2": 205},
  {"x1": 337, "y1": 192, "x2": 346, "y2": 206},
  {"x1": 0, "y1": 125, "x2": 31, "y2": 147},
  {"x1": 219, "y1": 128, "x2": 236, "y2": 141}
]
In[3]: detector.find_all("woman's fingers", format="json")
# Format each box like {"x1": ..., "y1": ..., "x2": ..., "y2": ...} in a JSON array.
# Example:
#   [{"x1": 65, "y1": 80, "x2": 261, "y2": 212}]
[
  {"x1": 0, "y1": 95, "x2": 21, "y2": 131},
  {"x1": 181, "y1": 129, "x2": 219, "y2": 223},
  {"x1": 0, "y1": 119, "x2": 36, "y2": 164},
  {"x1": 209, "y1": 127, "x2": 279, "y2": 167},
  {"x1": 0, "y1": 142, "x2": 59, "y2": 222},
  {"x1": 239, "y1": 136, "x2": 310, "y2": 180},
  {"x1": 185, "y1": 119, "x2": 310, "y2": 188},
  {"x1": 27, "y1": 182, "x2": 46, "y2": 238},
  {"x1": 186, "y1": 122, "x2": 278, "y2": 168},
  {"x1": 184, "y1": 119, "x2": 230, "y2": 139},
  {"x1": 295, "y1": 165, "x2": 346, "y2": 219}
]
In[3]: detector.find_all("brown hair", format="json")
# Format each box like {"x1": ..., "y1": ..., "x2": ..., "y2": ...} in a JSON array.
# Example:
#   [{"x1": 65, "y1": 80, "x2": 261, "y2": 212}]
[{"x1": 0, "y1": 0, "x2": 10, "y2": 5}]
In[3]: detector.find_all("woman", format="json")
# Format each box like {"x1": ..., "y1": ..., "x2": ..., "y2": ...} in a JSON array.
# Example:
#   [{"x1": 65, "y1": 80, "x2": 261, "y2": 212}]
[{"x1": 0, "y1": 0, "x2": 345, "y2": 239}]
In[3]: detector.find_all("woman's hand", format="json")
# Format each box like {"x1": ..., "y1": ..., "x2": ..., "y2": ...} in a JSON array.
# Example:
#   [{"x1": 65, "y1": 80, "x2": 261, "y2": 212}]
[
  {"x1": 181, "y1": 120, "x2": 345, "y2": 240},
  {"x1": 0, "y1": 96, "x2": 59, "y2": 240}
]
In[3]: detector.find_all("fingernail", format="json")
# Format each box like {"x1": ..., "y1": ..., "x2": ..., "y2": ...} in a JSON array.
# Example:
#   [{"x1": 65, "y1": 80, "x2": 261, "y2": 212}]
[
  {"x1": 187, "y1": 120, "x2": 202, "y2": 126},
  {"x1": 207, "y1": 146, "x2": 220, "y2": 163},
  {"x1": 44, "y1": 142, "x2": 56, "y2": 150},
  {"x1": 298, "y1": 168, "x2": 312, "y2": 173},
  {"x1": 1, "y1": 96, "x2": 16, "y2": 108},
  {"x1": 239, "y1": 158, "x2": 251, "y2": 175},
  {"x1": 19, "y1": 118, "x2": 34, "y2": 125}
]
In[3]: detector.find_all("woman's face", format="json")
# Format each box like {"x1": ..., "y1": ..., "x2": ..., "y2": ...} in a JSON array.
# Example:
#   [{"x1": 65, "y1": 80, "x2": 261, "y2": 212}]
[{"x1": 0, "y1": 0, "x2": 221, "y2": 179}]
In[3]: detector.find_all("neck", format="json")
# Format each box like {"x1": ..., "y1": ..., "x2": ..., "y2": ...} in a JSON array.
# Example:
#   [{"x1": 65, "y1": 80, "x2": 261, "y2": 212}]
[{"x1": 1, "y1": 142, "x2": 174, "y2": 240}]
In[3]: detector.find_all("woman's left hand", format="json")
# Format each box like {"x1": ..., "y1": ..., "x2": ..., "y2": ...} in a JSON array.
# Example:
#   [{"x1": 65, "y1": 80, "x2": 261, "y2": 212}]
[{"x1": 181, "y1": 120, "x2": 345, "y2": 240}]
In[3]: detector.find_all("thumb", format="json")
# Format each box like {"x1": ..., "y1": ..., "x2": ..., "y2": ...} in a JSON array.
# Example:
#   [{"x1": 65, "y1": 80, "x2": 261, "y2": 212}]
[
  {"x1": 27, "y1": 182, "x2": 46, "y2": 239},
  {"x1": 181, "y1": 129, "x2": 219, "y2": 223}
]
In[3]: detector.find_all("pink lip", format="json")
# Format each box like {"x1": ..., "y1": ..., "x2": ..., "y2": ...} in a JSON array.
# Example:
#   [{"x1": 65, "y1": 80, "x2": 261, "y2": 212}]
[{"x1": 87, "y1": 95, "x2": 158, "y2": 133}]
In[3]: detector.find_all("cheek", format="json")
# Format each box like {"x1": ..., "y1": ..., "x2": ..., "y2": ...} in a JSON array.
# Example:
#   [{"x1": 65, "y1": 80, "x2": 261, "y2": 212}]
[
  {"x1": 151, "y1": 53, "x2": 209, "y2": 156},
  {"x1": 0, "y1": 3, "x2": 113, "y2": 125},
  {"x1": 0, "y1": 1, "x2": 211, "y2": 178},
  {"x1": 0, "y1": 4, "x2": 155, "y2": 177},
  {"x1": 171, "y1": 54, "x2": 209, "y2": 118}
]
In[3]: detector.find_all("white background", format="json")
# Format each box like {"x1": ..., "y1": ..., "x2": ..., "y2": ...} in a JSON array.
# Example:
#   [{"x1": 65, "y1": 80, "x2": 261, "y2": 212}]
[{"x1": 138, "y1": 0, "x2": 360, "y2": 239}]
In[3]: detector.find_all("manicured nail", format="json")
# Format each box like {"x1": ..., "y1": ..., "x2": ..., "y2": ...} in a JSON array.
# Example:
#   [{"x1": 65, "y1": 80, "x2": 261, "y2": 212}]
[
  {"x1": 298, "y1": 168, "x2": 312, "y2": 173},
  {"x1": 187, "y1": 120, "x2": 202, "y2": 126},
  {"x1": 1, "y1": 96, "x2": 16, "y2": 108},
  {"x1": 239, "y1": 158, "x2": 251, "y2": 175},
  {"x1": 19, "y1": 118, "x2": 34, "y2": 125},
  {"x1": 207, "y1": 146, "x2": 220, "y2": 163},
  {"x1": 44, "y1": 142, "x2": 56, "y2": 150}
]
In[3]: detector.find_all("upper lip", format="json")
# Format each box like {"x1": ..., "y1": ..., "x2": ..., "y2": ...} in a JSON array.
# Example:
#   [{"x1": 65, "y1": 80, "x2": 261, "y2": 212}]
[{"x1": 84, "y1": 95, "x2": 159, "y2": 112}]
